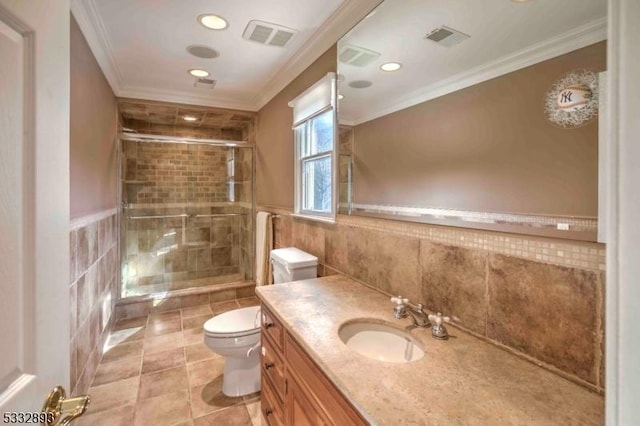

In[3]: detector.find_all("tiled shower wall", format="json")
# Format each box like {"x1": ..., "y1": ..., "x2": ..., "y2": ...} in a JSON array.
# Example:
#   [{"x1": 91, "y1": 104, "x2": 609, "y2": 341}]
[
  {"x1": 123, "y1": 141, "x2": 250, "y2": 204},
  {"x1": 69, "y1": 210, "x2": 119, "y2": 394},
  {"x1": 121, "y1": 140, "x2": 254, "y2": 296},
  {"x1": 265, "y1": 208, "x2": 605, "y2": 393}
]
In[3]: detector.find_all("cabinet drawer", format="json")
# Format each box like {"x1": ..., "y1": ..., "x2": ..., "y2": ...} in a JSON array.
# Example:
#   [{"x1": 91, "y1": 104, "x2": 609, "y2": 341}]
[
  {"x1": 261, "y1": 333, "x2": 286, "y2": 400},
  {"x1": 261, "y1": 375, "x2": 285, "y2": 426},
  {"x1": 261, "y1": 305, "x2": 283, "y2": 349}
]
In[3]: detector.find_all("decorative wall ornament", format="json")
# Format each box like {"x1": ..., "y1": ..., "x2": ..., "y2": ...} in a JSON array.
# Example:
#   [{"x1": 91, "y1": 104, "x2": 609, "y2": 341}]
[{"x1": 545, "y1": 69, "x2": 599, "y2": 128}]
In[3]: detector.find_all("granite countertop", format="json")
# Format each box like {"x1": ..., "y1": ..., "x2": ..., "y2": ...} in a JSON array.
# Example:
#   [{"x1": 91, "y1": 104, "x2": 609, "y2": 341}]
[{"x1": 255, "y1": 275, "x2": 604, "y2": 426}]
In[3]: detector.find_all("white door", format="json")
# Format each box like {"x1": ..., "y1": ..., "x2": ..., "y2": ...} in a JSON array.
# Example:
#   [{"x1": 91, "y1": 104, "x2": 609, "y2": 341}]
[{"x1": 0, "y1": 0, "x2": 71, "y2": 418}]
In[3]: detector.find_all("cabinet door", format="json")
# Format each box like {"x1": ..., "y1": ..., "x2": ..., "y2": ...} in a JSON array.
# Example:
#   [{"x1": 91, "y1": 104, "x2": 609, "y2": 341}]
[
  {"x1": 285, "y1": 333, "x2": 368, "y2": 425},
  {"x1": 286, "y1": 374, "x2": 330, "y2": 426}
]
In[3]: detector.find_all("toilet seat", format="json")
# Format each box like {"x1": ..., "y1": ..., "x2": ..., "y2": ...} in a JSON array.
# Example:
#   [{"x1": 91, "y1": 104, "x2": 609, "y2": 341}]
[{"x1": 204, "y1": 306, "x2": 261, "y2": 338}]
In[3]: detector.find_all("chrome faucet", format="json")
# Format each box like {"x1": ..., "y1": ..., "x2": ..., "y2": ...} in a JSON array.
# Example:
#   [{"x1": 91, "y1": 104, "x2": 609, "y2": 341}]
[{"x1": 390, "y1": 296, "x2": 430, "y2": 328}]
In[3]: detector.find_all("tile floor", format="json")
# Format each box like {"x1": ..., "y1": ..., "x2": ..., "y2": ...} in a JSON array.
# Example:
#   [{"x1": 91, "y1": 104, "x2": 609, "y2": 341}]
[{"x1": 76, "y1": 297, "x2": 263, "y2": 426}]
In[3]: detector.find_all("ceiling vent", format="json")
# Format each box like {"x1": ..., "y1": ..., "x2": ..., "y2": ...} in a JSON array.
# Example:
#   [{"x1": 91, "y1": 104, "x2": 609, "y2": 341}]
[
  {"x1": 194, "y1": 77, "x2": 216, "y2": 89},
  {"x1": 339, "y1": 44, "x2": 381, "y2": 67},
  {"x1": 425, "y1": 26, "x2": 470, "y2": 47},
  {"x1": 242, "y1": 20, "x2": 297, "y2": 47}
]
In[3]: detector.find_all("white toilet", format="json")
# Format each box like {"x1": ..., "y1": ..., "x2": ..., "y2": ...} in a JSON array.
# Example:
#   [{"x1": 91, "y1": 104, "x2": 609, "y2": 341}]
[{"x1": 203, "y1": 247, "x2": 318, "y2": 397}]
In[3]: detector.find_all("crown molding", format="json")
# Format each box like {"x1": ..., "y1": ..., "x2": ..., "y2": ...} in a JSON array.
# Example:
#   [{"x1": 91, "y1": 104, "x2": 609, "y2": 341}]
[
  {"x1": 71, "y1": 0, "x2": 381, "y2": 112},
  {"x1": 346, "y1": 17, "x2": 607, "y2": 125},
  {"x1": 71, "y1": 0, "x2": 123, "y2": 94},
  {"x1": 118, "y1": 86, "x2": 258, "y2": 111},
  {"x1": 253, "y1": 0, "x2": 383, "y2": 110}
]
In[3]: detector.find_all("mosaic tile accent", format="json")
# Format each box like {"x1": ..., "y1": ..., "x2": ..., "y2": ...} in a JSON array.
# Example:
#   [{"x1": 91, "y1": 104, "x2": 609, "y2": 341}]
[{"x1": 261, "y1": 206, "x2": 605, "y2": 272}]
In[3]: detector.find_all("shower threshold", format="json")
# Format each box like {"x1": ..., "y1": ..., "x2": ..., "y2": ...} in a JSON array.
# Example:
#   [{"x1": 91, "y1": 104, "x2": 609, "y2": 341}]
[{"x1": 121, "y1": 273, "x2": 252, "y2": 300}]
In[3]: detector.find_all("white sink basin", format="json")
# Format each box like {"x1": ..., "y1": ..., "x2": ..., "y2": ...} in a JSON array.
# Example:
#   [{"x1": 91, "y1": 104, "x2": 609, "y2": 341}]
[{"x1": 338, "y1": 321, "x2": 424, "y2": 363}]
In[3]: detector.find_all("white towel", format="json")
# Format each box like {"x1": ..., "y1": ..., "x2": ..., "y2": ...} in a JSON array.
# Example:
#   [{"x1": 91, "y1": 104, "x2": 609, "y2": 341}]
[{"x1": 255, "y1": 211, "x2": 273, "y2": 286}]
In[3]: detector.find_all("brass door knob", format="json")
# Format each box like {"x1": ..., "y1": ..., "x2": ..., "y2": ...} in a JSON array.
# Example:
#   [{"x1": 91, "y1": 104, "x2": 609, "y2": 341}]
[{"x1": 42, "y1": 386, "x2": 90, "y2": 425}]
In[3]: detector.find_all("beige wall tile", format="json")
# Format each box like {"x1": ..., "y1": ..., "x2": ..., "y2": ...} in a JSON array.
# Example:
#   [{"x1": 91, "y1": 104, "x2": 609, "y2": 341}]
[
  {"x1": 487, "y1": 254, "x2": 599, "y2": 384},
  {"x1": 324, "y1": 224, "x2": 349, "y2": 274},
  {"x1": 374, "y1": 232, "x2": 421, "y2": 299},
  {"x1": 235, "y1": 285, "x2": 255, "y2": 299},
  {"x1": 273, "y1": 215, "x2": 292, "y2": 248},
  {"x1": 420, "y1": 241, "x2": 488, "y2": 335},
  {"x1": 182, "y1": 304, "x2": 213, "y2": 319},
  {"x1": 292, "y1": 218, "x2": 325, "y2": 263}
]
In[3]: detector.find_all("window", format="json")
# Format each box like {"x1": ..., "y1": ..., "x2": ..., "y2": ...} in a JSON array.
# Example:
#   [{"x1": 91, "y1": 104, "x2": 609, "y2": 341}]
[{"x1": 289, "y1": 73, "x2": 337, "y2": 222}]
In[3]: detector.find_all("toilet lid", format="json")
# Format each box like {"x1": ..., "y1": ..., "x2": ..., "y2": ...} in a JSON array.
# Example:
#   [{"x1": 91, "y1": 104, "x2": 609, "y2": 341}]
[{"x1": 203, "y1": 306, "x2": 261, "y2": 337}]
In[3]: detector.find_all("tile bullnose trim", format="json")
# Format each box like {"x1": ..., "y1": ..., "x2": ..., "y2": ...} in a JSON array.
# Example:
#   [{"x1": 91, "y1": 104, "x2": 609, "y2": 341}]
[{"x1": 70, "y1": 207, "x2": 118, "y2": 230}]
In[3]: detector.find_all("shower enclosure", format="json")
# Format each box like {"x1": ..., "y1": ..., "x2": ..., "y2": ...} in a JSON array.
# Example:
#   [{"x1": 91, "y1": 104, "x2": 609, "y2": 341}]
[{"x1": 119, "y1": 134, "x2": 254, "y2": 298}]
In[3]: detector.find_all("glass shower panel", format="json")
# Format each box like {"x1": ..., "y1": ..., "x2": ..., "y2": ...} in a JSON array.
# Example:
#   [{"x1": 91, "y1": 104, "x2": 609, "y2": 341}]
[{"x1": 120, "y1": 139, "x2": 254, "y2": 298}]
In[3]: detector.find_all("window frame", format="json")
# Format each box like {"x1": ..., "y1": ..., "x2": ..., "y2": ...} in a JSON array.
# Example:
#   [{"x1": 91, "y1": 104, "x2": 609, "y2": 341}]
[{"x1": 291, "y1": 74, "x2": 338, "y2": 223}]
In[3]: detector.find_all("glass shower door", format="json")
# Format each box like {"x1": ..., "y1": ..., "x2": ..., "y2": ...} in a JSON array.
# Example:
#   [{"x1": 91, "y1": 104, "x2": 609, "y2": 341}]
[{"x1": 120, "y1": 139, "x2": 254, "y2": 298}]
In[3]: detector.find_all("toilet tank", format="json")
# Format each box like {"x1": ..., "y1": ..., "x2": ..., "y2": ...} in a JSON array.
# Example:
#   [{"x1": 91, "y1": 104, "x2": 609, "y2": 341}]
[{"x1": 270, "y1": 247, "x2": 318, "y2": 284}]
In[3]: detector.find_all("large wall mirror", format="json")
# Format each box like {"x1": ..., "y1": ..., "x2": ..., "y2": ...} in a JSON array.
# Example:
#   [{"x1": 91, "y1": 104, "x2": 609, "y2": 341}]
[{"x1": 337, "y1": 0, "x2": 607, "y2": 241}]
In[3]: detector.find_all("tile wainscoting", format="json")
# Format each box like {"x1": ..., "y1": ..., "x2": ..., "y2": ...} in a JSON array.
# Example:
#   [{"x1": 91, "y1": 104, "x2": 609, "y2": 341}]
[
  {"x1": 261, "y1": 206, "x2": 605, "y2": 393},
  {"x1": 69, "y1": 209, "x2": 119, "y2": 395}
]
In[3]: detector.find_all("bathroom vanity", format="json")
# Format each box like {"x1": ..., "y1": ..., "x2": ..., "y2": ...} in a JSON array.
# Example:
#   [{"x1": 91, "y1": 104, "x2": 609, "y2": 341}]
[
  {"x1": 259, "y1": 302, "x2": 367, "y2": 425},
  {"x1": 256, "y1": 275, "x2": 604, "y2": 425}
]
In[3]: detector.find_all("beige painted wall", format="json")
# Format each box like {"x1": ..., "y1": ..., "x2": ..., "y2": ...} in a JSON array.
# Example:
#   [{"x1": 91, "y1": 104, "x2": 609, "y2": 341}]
[
  {"x1": 70, "y1": 15, "x2": 117, "y2": 218},
  {"x1": 353, "y1": 42, "x2": 606, "y2": 217},
  {"x1": 256, "y1": 46, "x2": 337, "y2": 208}
]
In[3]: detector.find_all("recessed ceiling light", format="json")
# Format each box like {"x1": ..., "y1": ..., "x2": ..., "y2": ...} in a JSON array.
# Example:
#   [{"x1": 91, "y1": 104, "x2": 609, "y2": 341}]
[
  {"x1": 183, "y1": 115, "x2": 198, "y2": 122},
  {"x1": 338, "y1": 94, "x2": 344, "y2": 100},
  {"x1": 188, "y1": 69, "x2": 209, "y2": 78},
  {"x1": 198, "y1": 14, "x2": 228, "y2": 30},
  {"x1": 380, "y1": 62, "x2": 402, "y2": 72}
]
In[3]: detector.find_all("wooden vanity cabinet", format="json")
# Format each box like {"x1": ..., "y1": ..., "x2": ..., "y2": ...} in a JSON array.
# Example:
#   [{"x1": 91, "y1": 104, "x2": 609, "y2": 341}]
[{"x1": 260, "y1": 305, "x2": 368, "y2": 426}]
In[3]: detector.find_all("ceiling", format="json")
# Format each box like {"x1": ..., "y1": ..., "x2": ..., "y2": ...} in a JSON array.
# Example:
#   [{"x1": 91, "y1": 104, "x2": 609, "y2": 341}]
[
  {"x1": 71, "y1": 0, "x2": 380, "y2": 111},
  {"x1": 338, "y1": 0, "x2": 607, "y2": 125},
  {"x1": 118, "y1": 98, "x2": 255, "y2": 129}
]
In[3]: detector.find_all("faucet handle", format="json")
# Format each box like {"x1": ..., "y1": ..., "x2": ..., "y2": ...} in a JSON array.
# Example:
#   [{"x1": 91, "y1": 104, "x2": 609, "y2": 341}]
[
  {"x1": 427, "y1": 312, "x2": 450, "y2": 325},
  {"x1": 390, "y1": 296, "x2": 408, "y2": 306},
  {"x1": 428, "y1": 312, "x2": 451, "y2": 340}
]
